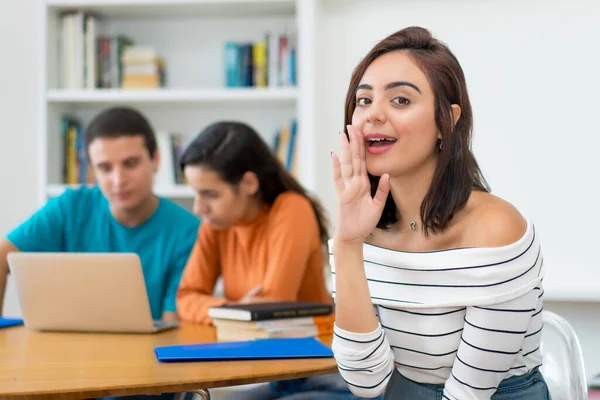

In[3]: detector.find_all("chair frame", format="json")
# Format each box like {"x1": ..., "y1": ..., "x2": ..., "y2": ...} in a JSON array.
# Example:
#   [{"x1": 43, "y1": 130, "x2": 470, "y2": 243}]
[{"x1": 542, "y1": 310, "x2": 588, "y2": 399}]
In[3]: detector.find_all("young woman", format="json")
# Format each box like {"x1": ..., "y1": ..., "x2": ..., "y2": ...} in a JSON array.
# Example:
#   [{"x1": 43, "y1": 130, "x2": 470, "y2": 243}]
[
  {"x1": 176, "y1": 121, "x2": 373, "y2": 400},
  {"x1": 330, "y1": 27, "x2": 549, "y2": 399},
  {"x1": 176, "y1": 121, "x2": 331, "y2": 320}
]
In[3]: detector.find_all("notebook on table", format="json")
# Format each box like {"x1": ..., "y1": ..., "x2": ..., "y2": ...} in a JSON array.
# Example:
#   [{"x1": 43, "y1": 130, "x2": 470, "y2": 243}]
[
  {"x1": 0, "y1": 317, "x2": 23, "y2": 329},
  {"x1": 154, "y1": 337, "x2": 334, "y2": 362}
]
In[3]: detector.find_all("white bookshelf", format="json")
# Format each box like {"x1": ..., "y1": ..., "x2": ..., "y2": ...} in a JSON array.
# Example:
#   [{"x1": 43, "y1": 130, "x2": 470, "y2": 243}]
[
  {"x1": 44, "y1": 0, "x2": 297, "y2": 18},
  {"x1": 46, "y1": 87, "x2": 299, "y2": 104},
  {"x1": 38, "y1": 0, "x2": 318, "y2": 209}
]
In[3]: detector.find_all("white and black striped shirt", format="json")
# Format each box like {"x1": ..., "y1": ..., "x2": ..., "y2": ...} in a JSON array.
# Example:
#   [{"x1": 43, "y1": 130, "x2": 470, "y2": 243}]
[{"x1": 329, "y1": 220, "x2": 544, "y2": 399}]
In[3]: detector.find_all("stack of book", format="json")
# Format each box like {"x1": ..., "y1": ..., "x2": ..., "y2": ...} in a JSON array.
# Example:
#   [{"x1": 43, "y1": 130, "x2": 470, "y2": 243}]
[
  {"x1": 120, "y1": 46, "x2": 165, "y2": 89},
  {"x1": 208, "y1": 301, "x2": 334, "y2": 342}
]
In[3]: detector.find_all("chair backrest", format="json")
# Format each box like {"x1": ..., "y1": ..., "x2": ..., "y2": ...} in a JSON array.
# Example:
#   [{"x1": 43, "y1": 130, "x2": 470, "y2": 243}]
[{"x1": 540, "y1": 310, "x2": 588, "y2": 400}]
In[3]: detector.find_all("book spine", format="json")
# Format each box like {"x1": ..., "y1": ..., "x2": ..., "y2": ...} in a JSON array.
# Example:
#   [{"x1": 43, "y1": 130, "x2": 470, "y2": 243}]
[
  {"x1": 251, "y1": 305, "x2": 333, "y2": 321},
  {"x1": 224, "y1": 41, "x2": 240, "y2": 87},
  {"x1": 257, "y1": 314, "x2": 333, "y2": 329}
]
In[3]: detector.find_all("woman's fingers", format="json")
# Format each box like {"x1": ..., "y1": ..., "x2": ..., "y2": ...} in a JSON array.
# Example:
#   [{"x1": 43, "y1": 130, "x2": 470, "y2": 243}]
[
  {"x1": 339, "y1": 130, "x2": 353, "y2": 180},
  {"x1": 331, "y1": 151, "x2": 345, "y2": 194},
  {"x1": 348, "y1": 125, "x2": 361, "y2": 178},
  {"x1": 355, "y1": 125, "x2": 367, "y2": 176},
  {"x1": 373, "y1": 173, "x2": 391, "y2": 209}
]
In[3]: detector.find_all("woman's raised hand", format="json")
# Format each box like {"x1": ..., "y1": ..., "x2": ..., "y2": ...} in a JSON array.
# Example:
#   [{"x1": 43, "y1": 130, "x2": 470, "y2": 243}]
[{"x1": 331, "y1": 125, "x2": 390, "y2": 245}]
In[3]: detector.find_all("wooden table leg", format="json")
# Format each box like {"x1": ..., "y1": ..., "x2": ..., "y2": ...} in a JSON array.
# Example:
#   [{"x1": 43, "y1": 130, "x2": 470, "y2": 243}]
[{"x1": 174, "y1": 389, "x2": 211, "y2": 400}]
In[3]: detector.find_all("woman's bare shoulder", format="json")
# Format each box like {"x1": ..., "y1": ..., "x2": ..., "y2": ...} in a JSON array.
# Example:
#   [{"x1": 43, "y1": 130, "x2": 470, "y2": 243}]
[{"x1": 461, "y1": 191, "x2": 528, "y2": 248}]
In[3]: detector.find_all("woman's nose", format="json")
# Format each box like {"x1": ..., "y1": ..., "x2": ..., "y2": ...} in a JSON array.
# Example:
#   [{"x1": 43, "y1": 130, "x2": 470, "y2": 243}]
[{"x1": 366, "y1": 100, "x2": 386, "y2": 124}]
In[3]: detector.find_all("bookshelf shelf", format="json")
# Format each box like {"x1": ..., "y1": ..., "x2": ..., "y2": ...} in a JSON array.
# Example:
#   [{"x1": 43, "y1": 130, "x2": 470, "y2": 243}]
[
  {"x1": 47, "y1": 184, "x2": 195, "y2": 198},
  {"x1": 45, "y1": 0, "x2": 296, "y2": 18},
  {"x1": 46, "y1": 88, "x2": 298, "y2": 104}
]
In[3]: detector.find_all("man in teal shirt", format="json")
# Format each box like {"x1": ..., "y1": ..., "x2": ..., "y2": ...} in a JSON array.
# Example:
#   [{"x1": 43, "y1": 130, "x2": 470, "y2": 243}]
[{"x1": 0, "y1": 106, "x2": 200, "y2": 323}]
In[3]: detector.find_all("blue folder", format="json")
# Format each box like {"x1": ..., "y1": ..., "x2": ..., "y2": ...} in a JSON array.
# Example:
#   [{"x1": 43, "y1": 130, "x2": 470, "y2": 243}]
[
  {"x1": 0, "y1": 317, "x2": 23, "y2": 329},
  {"x1": 154, "y1": 337, "x2": 334, "y2": 362}
]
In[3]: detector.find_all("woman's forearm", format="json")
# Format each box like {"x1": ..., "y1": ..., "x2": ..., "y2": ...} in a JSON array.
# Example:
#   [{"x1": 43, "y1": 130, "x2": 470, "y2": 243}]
[{"x1": 332, "y1": 240, "x2": 379, "y2": 333}]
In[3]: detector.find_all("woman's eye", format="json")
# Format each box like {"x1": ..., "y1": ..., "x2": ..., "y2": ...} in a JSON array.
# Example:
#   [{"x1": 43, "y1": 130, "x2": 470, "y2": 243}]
[
  {"x1": 356, "y1": 97, "x2": 371, "y2": 106},
  {"x1": 393, "y1": 97, "x2": 410, "y2": 106}
]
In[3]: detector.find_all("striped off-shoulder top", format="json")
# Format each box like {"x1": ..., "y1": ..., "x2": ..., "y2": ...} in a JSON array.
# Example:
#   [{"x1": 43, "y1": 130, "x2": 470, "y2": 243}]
[{"x1": 329, "y1": 219, "x2": 545, "y2": 399}]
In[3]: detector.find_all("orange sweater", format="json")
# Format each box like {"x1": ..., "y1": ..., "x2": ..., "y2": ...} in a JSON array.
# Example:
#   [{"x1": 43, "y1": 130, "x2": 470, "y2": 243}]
[{"x1": 176, "y1": 192, "x2": 332, "y2": 324}]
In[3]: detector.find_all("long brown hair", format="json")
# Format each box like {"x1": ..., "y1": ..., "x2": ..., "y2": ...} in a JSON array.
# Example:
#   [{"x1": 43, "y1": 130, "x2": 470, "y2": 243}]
[
  {"x1": 180, "y1": 121, "x2": 330, "y2": 247},
  {"x1": 344, "y1": 26, "x2": 490, "y2": 235}
]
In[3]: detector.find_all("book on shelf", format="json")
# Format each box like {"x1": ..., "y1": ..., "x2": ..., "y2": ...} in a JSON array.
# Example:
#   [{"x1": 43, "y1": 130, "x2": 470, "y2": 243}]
[
  {"x1": 97, "y1": 35, "x2": 134, "y2": 89},
  {"x1": 60, "y1": 115, "x2": 94, "y2": 185},
  {"x1": 224, "y1": 30, "x2": 296, "y2": 88},
  {"x1": 155, "y1": 132, "x2": 188, "y2": 186},
  {"x1": 208, "y1": 301, "x2": 333, "y2": 322},
  {"x1": 58, "y1": 11, "x2": 164, "y2": 90},
  {"x1": 273, "y1": 119, "x2": 297, "y2": 174},
  {"x1": 121, "y1": 46, "x2": 166, "y2": 89},
  {"x1": 59, "y1": 11, "x2": 90, "y2": 89}
]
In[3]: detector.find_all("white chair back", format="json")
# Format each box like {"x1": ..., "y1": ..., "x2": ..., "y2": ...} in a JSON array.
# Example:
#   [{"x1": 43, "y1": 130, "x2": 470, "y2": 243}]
[{"x1": 540, "y1": 310, "x2": 588, "y2": 400}]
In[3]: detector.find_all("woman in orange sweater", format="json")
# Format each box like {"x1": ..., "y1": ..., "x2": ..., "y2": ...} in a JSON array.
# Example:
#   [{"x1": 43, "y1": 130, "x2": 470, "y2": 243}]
[
  {"x1": 176, "y1": 121, "x2": 331, "y2": 321},
  {"x1": 176, "y1": 121, "x2": 372, "y2": 400}
]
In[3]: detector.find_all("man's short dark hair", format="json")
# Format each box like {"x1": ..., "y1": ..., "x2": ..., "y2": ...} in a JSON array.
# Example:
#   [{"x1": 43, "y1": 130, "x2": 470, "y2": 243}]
[{"x1": 84, "y1": 106, "x2": 157, "y2": 157}]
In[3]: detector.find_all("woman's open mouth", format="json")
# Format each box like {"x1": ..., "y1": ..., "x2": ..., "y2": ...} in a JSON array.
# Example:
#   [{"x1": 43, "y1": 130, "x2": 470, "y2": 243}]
[{"x1": 365, "y1": 137, "x2": 397, "y2": 155}]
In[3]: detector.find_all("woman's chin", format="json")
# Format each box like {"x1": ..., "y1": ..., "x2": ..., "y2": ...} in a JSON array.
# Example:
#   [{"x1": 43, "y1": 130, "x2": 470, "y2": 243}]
[{"x1": 366, "y1": 164, "x2": 392, "y2": 178}]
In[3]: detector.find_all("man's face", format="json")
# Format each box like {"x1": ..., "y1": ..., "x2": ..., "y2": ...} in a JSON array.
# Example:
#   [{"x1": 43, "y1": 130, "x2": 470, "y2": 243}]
[{"x1": 88, "y1": 136, "x2": 158, "y2": 211}]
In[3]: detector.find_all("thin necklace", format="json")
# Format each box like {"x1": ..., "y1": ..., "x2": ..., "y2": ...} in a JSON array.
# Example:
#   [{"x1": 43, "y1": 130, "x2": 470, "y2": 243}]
[{"x1": 409, "y1": 221, "x2": 417, "y2": 231}]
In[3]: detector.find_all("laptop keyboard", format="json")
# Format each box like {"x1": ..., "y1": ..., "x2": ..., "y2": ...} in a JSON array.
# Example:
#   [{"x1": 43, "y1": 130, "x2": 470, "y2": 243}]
[{"x1": 153, "y1": 320, "x2": 178, "y2": 328}]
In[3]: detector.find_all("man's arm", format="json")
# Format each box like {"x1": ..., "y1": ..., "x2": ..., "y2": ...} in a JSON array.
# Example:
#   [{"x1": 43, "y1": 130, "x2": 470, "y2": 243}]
[
  {"x1": 0, "y1": 191, "x2": 74, "y2": 316},
  {"x1": 0, "y1": 240, "x2": 19, "y2": 316}
]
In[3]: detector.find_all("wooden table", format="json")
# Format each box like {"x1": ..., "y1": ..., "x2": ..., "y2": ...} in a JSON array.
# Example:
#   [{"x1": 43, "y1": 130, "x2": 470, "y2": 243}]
[{"x1": 0, "y1": 322, "x2": 338, "y2": 400}]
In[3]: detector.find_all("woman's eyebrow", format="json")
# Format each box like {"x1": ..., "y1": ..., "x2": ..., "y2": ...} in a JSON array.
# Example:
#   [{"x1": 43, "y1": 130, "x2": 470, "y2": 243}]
[{"x1": 356, "y1": 81, "x2": 422, "y2": 94}]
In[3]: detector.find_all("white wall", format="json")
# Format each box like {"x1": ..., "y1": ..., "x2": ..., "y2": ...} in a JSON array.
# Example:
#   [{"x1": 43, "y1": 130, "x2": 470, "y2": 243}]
[
  {"x1": 314, "y1": 0, "x2": 600, "y2": 379},
  {"x1": 0, "y1": 0, "x2": 41, "y2": 317}
]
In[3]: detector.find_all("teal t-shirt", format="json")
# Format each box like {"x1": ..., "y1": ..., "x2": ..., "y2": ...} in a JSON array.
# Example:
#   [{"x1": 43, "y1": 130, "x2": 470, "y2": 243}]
[{"x1": 6, "y1": 186, "x2": 200, "y2": 320}]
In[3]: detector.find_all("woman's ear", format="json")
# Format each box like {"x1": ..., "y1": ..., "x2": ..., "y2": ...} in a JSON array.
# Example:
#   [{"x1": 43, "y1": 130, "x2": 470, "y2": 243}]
[
  {"x1": 240, "y1": 171, "x2": 260, "y2": 196},
  {"x1": 451, "y1": 104, "x2": 461, "y2": 128}
]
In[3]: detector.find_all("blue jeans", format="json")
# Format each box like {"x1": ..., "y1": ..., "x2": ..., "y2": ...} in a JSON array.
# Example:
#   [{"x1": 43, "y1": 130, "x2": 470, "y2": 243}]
[
  {"x1": 384, "y1": 367, "x2": 551, "y2": 399},
  {"x1": 223, "y1": 373, "x2": 383, "y2": 400}
]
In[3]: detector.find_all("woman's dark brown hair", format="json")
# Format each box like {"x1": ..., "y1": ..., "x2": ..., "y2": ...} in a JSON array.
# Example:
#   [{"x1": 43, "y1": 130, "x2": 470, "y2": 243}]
[
  {"x1": 180, "y1": 121, "x2": 329, "y2": 248},
  {"x1": 344, "y1": 26, "x2": 490, "y2": 235}
]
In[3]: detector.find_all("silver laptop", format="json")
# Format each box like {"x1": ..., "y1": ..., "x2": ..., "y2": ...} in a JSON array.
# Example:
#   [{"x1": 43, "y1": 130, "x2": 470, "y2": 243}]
[{"x1": 7, "y1": 252, "x2": 179, "y2": 333}]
